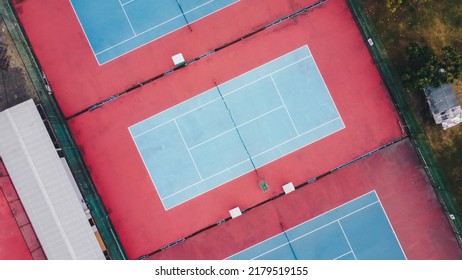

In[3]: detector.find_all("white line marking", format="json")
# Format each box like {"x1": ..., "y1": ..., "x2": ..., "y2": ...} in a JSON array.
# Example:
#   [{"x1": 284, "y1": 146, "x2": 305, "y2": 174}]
[
  {"x1": 68, "y1": 0, "x2": 99, "y2": 65},
  {"x1": 251, "y1": 117, "x2": 341, "y2": 159},
  {"x1": 161, "y1": 117, "x2": 343, "y2": 201},
  {"x1": 308, "y1": 45, "x2": 346, "y2": 129},
  {"x1": 226, "y1": 191, "x2": 379, "y2": 259},
  {"x1": 291, "y1": 202, "x2": 380, "y2": 244},
  {"x1": 129, "y1": 46, "x2": 345, "y2": 209},
  {"x1": 338, "y1": 221, "x2": 357, "y2": 260},
  {"x1": 132, "y1": 95, "x2": 222, "y2": 138},
  {"x1": 97, "y1": 0, "x2": 240, "y2": 64},
  {"x1": 128, "y1": 45, "x2": 311, "y2": 129},
  {"x1": 131, "y1": 57, "x2": 310, "y2": 138},
  {"x1": 128, "y1": 124, "x2": 170, "y2": 210},
  {"x1": 251, "y1": 242, "x2": 292, "y2": 260},
  {"x1": 174, "y1": 120, "x2": 203, "y2": 180},
  {"x1": 221, "y1": 57, "x2": 311, "y2": 97},
  {"x1": 94, "y1": 0, "x2": 230, "y2": 57},
  {"x1": 334, "y1": 251, "x2": 353, "y2": 260},
  {"x1": 376, "y1": 192, "x2": 408, "y2": 259},
  {"x1": 121, "y1": 0, "x2": 135, "y2": 5},
  {"x1": 248, "y1": 201, "x2": 380, "y2": 260},
  {"x1": 119, "y1": 0, "x2": 137, "y2": 35},
  {"x1": 162, "y1": 157, "x2": 250, "y2": 200},
  {"x1": 270, "y1": 75, "x2": 300, "y2": 136},
  {"x1": 96, "y1": 0, "x2": 214, "y2": 55},
  {"x1": 188, "y1": 105, "x2": 285, "y2": 150}
]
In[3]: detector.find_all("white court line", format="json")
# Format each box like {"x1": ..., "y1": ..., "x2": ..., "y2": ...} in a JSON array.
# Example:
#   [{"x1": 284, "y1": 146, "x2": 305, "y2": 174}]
[
  {"x1": 121, "y1": 0, "x2": 135, "y2": 6},
  {"x1": 68, "y1": 1, "x2": 99, "y2": 64},
  {"x1": 130, "y1": 45, "x2": 344, "y2": 209},
  {"x1": 376, "y1": 192, "x2": 408, "y2": 259},
  {"x1": 226, "y1": 191, "x2": 379, "y2": 259},
  {"x1": 251, "y1": 117, "x2": 341, "y2": 159},
  {"x1": 128, "y1": 45, "x2": 310, "y2": 129},
  {"x1": 270, "y1": 75, "x2": 300, "y2": 136},
  {"x1": 128, "y1": 123, "x2": 172, "y2": 210},
  {"x1": 133, "y1": 96, "x2": 223, "y2": 139},
  {"x1": 161, "y1": 116, "x2": 342, "y2": 200},
  {"x1": 251, "y1": 242, "x2": 292, "y2": 260},
  {"x1": 334, "y1": 251, "x2": 353, "y2": 260},
  {"x1": 162, "y1": 157, "x2": 250, "y2": 200},
  {"x1": 131, "y1": 57, "x2": 310, "y2": 138},
  {"x1": 174, "y1": 119, "x2": 203, "y2": 180},
  {"x1": 338, "y1": 221, "x2": 358, "y2": 260},
  {"x1": 96, "y1": 0, "x2": 216, "y2": 55},
  {"x1": 119, "y1": 0, "x2": 137, "y2": 35},
  {"x1": 97, "y1": 0, "x2": 240, "y2": 65},
  {"x1": 188, "y1": 105, "x2": 285, "y2": 150},
  {"x1": 238, "y1": 200, "x2": 380, "y2": 260},
  {"x1": 290, "y1": 201, "x2": 379, "y2": 244},
  {"x1": 309, "y1": 47, "x2": 346, "y2": 130},
  {"x1": 221, "y1": 57, "x2": 311, "y2": 97}
]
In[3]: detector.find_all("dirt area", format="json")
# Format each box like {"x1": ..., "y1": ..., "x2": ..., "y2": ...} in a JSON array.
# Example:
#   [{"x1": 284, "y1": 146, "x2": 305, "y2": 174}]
[
  {"x1": 0, "y1": 13, "x2": 37, "y2": 112},
  {"x1": 364, "y1": 0, "x2": 462, "y2": 204}
]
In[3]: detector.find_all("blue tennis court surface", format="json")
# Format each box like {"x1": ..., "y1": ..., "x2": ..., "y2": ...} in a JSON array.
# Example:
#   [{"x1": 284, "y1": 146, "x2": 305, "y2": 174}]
[
  {"x1": 227, "y1": 191, "x2": 406, "y2": 260},
  {"x1": 129, "y1": 45, "x2": 344, "y2": 210},
  {"x1": 70, "y1": 0, "x2": 239, "y2": 64}
]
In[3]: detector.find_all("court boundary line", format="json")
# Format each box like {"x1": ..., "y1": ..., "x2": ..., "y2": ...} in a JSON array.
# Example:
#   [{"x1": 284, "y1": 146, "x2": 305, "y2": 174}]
[
  {"x1": 66, "y1": 1, "x2": 328, "y2": 120},
  {"x1": 130, "y1": 55, "x2": 311, "y2": 137},
  {"x1": 161, "y1": 116, "x2": 342, "y2": 200},
  {"x1": 254, "y1": 202, "x2": 378, "y2": 260},
  {"x1": 129, "y1": 47, "x2": 312, "y2": 135},
  {"x1": 80, "y1": 0, "x2": 240, "y2": 65},
  {"x1": 174, "y1": 119, "x2": 203, "y2": 180},
  {"x1": 231, "y1": 199, "x2": 378, "y2": 260},
  {"x1": 121, "y1": 0, "x2": 135, "y2": 5},
  {"x1": 118, "y1": 0, "x2": 137, "y2": 36},
  {"x1": 230, "y1": 197, "x2": 380, "y2": 260},
  {"x1": 137, "y1": 137, "x2": 408, "y2": 259},
  {"x1": 96, "y1": 0, "x2": 216, "y2": 54},
  {"x1": 376, "y1": 192, "x2": 408, "y2": 260},
  {"x1": 226, "y1": 191, "x2": 376, "y2": 259},
  {"x1": 334, "y1": 252, "x2": 353, "y2": 260},
  {"x1": 187, "y1": 105, "x2": 286, "y2": 150},
  {"x1": 151, "y1": 117, "x2": 343, "y2": 207},
  {"x1": 68, "y1": 0, "x2": 99, "y2": 65},
  {"x1": 338, "y1": 221, "x2": 357, "y2": 259},
  {"x1": 271, "y1": 75, "x2": 300, "y2": 136}
]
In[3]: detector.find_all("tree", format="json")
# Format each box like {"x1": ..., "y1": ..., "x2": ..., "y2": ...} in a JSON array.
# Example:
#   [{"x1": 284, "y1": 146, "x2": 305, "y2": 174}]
[
  {"x1": 441, "y1": 46, "x2": 462, "y2": 83},
  {"x1": 401, "y1": 43, "x2": 462, "y2": 92},
  {"x1": 401, "y1": 43, "x2": 443, "y2": 92},
  {"x1": 386, "y1": 0, "x2": 403, "y2": 13}
]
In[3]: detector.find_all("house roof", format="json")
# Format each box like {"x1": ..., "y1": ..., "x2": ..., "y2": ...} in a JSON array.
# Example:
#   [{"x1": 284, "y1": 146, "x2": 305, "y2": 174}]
[
  {"x1": 0, "y1": 100, "x2": 105, "y2": 260},
  {"x1": 425, "y1": 84, "x2": 460, "y2": 114}
]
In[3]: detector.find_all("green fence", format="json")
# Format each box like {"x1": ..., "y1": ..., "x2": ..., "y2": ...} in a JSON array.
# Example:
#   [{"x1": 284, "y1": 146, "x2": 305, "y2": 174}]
[
  {"x1": 0, "y1": 0, "x2": 127, "y2": 259},
  {"x1": 346, "y1": 0, "x2": 462, "y2": 247}
]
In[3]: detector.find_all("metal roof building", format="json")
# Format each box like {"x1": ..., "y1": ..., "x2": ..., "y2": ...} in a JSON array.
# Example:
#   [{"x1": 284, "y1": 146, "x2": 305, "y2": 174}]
[
  {"x1": 0, "y1": 99, "x2": 105, "y2": 259},
  {"x1": 425, "y1": 84, "x2": 462, "y2": 130}
]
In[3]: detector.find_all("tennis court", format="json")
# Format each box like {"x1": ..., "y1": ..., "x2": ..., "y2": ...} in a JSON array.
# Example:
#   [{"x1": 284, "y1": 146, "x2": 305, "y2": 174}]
[
  {"x1": 227, "y1": 191, "x2": 406, "y2": 260},
  {"x1": 12, "y1": 0, "x2": 462, "y2": 260},
  {"x1": 70, "y1": 0, "x2": 239, "y2": 64},
  {"x1": 129, "y1": 46, "x2": 344, "y2": 209}
]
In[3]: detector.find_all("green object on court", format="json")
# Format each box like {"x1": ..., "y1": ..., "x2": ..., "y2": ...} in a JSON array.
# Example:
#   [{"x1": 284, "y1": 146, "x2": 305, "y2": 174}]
[{"x1": 258, "y1": 178, "x2": 269, "y2": 192}]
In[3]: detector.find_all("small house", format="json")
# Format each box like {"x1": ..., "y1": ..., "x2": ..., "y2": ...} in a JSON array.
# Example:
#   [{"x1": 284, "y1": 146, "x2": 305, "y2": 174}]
[{"x1": 424, "y1": 84, "x2": 462, "y2": 130}]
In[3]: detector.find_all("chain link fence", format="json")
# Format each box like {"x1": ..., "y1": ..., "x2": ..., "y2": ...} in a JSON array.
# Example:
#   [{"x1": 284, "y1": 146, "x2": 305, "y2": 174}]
[
  {"x1": 0, "y1": 0, "x2": 127, "y2": 259},
  {"x1": 347, "y1": 0, "x2": 462, "y2": 247}
]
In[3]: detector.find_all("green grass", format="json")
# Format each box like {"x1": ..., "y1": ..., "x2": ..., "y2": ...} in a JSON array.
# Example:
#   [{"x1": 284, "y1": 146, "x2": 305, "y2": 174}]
[{"x1": 364, "y1": 0, "x2": 462, "y2": 202}]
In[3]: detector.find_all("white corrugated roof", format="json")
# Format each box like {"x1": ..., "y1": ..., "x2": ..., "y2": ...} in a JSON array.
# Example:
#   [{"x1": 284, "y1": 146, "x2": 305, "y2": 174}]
[{"x1": 0, "y1": 99, "x2": 105, "y2": 260}]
